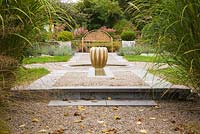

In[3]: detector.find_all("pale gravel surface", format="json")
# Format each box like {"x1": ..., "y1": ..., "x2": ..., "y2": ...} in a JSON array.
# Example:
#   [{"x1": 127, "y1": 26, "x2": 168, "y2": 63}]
[
  {"x1": 8, "y1": 100, "x2": 200, "y2": 134},
  {"x1": 54, "y1": 71, "x2": 147, "y2": 87}
]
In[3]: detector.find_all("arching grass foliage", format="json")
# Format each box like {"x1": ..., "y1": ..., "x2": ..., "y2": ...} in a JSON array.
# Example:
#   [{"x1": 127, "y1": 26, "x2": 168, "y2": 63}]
[{"x1": 129, "y1": 0, "x2": 200, "y2": 91}]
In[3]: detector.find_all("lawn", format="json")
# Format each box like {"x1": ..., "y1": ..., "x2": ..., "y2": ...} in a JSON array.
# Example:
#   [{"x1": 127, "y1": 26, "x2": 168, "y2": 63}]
[
  {"x1": 148, "y1": 68, "x2": 187, "y2": 86},
  {"x1": 23, "y1": 55, "x2": 71, "y2": 64},
  {"x1": 123, "y1": 55, "x2": 164, "y2": 62},
  {"x1": 15, "y1": 67, "x2": 50, "y2": 86}
]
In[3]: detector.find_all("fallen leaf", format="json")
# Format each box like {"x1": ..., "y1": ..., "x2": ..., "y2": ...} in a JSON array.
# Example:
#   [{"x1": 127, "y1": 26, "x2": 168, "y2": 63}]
[
  {"x1": 87, "y1": 129, "x2": 92, "y2": 134},
  {"x1": 19, "y1": 124, "x2": 26, "y2": 128},
  {"x1": 136, "y1": 121, "x2": 142, "y2": 125},
  {"x1": 139, "y1": 109, "x2": 144, "y2": 112},
  {"x1": 112, "y1": 107, "x2": 118, "y2": 111},
  {"x1": 74, "y1": 120, "x2": 82, "y2": 123},
  {"x1": 139, "y1": 129, "x2": 147, "y2": 133},
  {"x1": 78, "y1": 106, "x2": 86, "y2": 111},
  {"x1": 38, "y1": 129, "x2": 47, "y2": 133},
  {"x1": 149, "y1": 117, "x2": 156, "y2": 120},
  {"x1": 52, "y1": 128, "x2": 64, "y2": 134},
  {"x1": 154, "y1": 105, "x2": 160, "y2": 109},
  {"x1": 64, "y1": 112, "x2": 69, "y2": 116},
  {"x1": 107, "y1": 97, "x2": 112, "y2": 100},
  {"x1": 80, "y1": 124, "x2": 85, "y2": 129},
  {"x1": 97, "y1": 120, "x2": 105, "y2": 124},
  {"x1": 162, "y1": 119, "x2": 168, "y2": 122},
  {"x1": 32, "y1": 118, "x2": 39, "y2": 122},
  {"x1": 174, "y1": 127, "x2": 180, "y2": 131},
  {"x1": 171, "y1": 120, "x2": 176, "y2": 124},
  {"x1": 114, "y1": 115, "x2": 121, "y2": 120},
  {"x1": 74, "y1": 111, "x2": 81, "y2": 116},
  {"x1": 102, "y1": 128, "x2": 117, "y2": 134},
  {"x1": 81, "y1": 115, "x2": 85, "y2": 120}
]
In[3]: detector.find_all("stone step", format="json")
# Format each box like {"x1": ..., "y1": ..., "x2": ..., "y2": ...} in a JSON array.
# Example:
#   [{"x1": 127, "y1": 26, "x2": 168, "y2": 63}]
[
  {"x1": 48, "y1": 100, "x2": 158, "y2": 106},
  {"x1": 12, "y1": 86, "x2": 193, "y2": 100}
]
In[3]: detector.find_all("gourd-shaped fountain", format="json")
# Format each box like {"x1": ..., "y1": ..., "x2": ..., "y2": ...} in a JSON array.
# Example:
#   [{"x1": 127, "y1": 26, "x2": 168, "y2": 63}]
[{"x1": 90, "y1": 47, "x2": 108, "y2": 76}]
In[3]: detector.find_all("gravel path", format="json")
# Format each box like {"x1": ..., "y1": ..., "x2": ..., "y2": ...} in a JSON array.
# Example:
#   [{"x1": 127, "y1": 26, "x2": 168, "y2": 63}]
[
  {"x1": 54, "y1": 71, "x2": 147, "y2": 87},
  {"x1": 7, "y1": 99, "x2": 200, "y2": 134}
]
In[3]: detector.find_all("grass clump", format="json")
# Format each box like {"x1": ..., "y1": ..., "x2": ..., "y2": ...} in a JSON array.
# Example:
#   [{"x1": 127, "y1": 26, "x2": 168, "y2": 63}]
[
  {"x1": 23, "y1": 55, "x2": 71, "y2": 64},
  {"x1": 15, "y1": 67, "x2": 49, "y2": 86},
  {"x1": 129, "y1": 0, "x2": 200, "y2": 91},
  {"x1": 149, "y1": 67, "x2": 188, "y2": 86},
  {"x1": 124, "y1": 55, "x2": 164, "y2": 63},
  {"x1": 118, "y1": 46, "x2": 156, "y2": 56}
]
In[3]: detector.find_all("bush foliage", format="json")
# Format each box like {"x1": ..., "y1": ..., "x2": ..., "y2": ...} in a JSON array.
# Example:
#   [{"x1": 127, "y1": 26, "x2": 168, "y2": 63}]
[
  {"x1": 130, "y1": 0, "x2": 200, "y2": 91},
  {"x1": 120, "y1": 31, "x2": 136, "y2": 41},
  {"x1": 118, "y1": 46, "x2": 155, "y2": 56},
  {"x1": 57, "y1": 31, "x2": 74, "y2": 41}
]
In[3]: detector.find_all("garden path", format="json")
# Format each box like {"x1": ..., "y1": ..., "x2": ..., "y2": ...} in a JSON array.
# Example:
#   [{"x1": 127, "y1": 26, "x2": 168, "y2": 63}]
[{"x1": 14, "y1": 53, "x2": 187, "y2": 90}]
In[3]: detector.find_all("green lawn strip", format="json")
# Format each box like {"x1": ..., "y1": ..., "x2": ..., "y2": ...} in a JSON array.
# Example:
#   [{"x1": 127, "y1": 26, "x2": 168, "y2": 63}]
[
  {"x1": 123, "y1": 55, "x2": 164, "y2": 62},
  {"x1": 148, "y1": 68, "x2": 187, "y2": 86},
  {"x1": 15, "y1": 67, "x2": 49, "y2": 86},
  {"x1": 23, "y1": 55, "x2": 71, "y2": 64}
]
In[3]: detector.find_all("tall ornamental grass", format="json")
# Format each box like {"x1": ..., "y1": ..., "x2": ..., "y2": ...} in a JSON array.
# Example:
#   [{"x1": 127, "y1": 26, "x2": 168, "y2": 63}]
[
  {"x1": 0, "y1": 0, "x2": 73, "y2": 89},
  {"x1": 129, "y1": 0, "x2": 200, "y2": 91}
]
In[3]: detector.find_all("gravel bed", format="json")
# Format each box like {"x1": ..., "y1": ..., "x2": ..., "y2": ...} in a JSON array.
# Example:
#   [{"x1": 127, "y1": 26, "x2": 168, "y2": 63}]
[
  {"x1": 54, "y1": 71, "x2": 147, "y2": 87},
  {"x1": 7, "y1": 100, "x2": 200, "y2": 134}
]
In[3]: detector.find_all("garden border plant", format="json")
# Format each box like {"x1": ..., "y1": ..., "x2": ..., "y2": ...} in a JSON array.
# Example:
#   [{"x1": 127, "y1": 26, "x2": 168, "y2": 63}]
[{"x1": 129, "y1": 0, "x2": 200, "y2": 92}]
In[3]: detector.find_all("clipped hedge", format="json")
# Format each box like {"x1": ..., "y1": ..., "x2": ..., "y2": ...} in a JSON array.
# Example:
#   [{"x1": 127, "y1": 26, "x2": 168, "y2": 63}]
[
  {"x1": 121, "y1": 31, "x2": 136, "y2": 41},
  {"x1": 57, "y1": 31, "x2": 74, "y2": 41}
]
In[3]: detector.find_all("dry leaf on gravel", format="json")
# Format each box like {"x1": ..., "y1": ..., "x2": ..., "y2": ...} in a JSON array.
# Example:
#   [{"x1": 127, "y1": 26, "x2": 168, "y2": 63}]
[
  {"x1": 80, "y1": 124, "x2": 85, "y2": 129},
  {"x1": 38, "y1": 129, "x2": 48, "y2": 133},
  {"x1": 80, "y1": 115, "x2": 85, "y2": 120},
  {"x1": 102, "y1": 128, "x2": 117, "y2": 134},
  {"x1": 154, "y1": 106, "x2": 160, "y2": 109},
  {"x1": 149, "y1": 117, "x2": 156, "y2": 120},
  {"x1": 162, "y1": 119, "x2": 168, "y2": 122},
  {"x1": 73, "y1": 120, "x2": 83, "y2": 123},
  {"x1": 171, "y1": 120, "x2": 176, "y2": 124},
  {"x1": 139, "y1": 129, "x2": 148, "y2": 133},
  {"x1": 74, "y1": 111, "x2": 81, "y2": 116},
  {"x1": 78, "y1": 106, "x2": 86, "y2": 111},
  {"x1": 112, "y1": 107, "x2": 118, "y2": 111},
  {"x1": 32, "y1": 118, "x2": 39, "y2": 122},
  {"x1": 19, "y1": 124, "x2": 26, "y2": 128},
  {"x1": 97, "y1": 120, "x2": 105, "y2": 124},
  {"x1": 64, "y1": 112, "x2": 69, "y2": 117},
  {"x1": 136, "y1": 121, "x2": 142, "y2": 125},
  {"x1": 139, "y1": 109, "x2": 144, "y2": 112},
  {"x1": 114, "y1": 115, "x2": 121, "y2": 120},
  {"x1": 51, "y1": 128, "x2": 64, "y2": 134}
]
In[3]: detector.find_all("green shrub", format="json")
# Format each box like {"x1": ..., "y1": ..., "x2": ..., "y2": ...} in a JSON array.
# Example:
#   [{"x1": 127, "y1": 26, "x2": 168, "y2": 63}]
[
  {"x1": 121, "y1": 31, "x2": 136, "y2": 41},
  {"x1": 54, "y1": 46, "x2": 74, "y2": 56},
  {"x1": 114, "y1": 19, "x2": 136, "y2": 34},
  {"x1": 118, "y1": 46, "x2": 156, "y2": 56},
  {"x1": 40, "y1": 45, "x2": 74, "y2": 56},
  {"x1": 57, "y1": 31, "x2": 74, "y2": 41}
]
